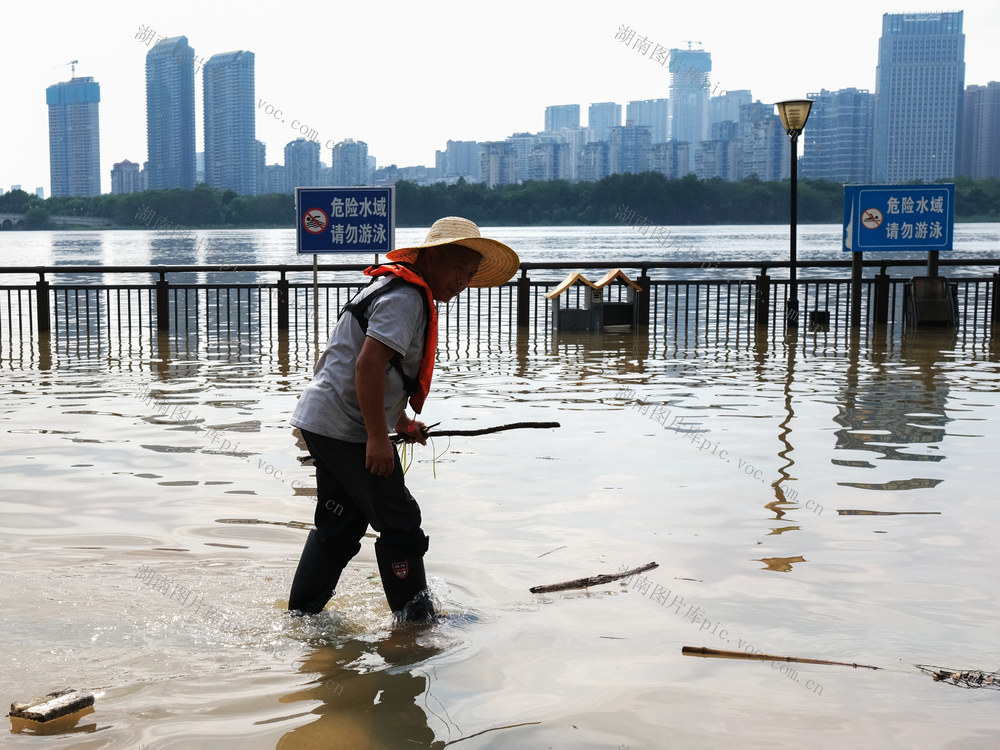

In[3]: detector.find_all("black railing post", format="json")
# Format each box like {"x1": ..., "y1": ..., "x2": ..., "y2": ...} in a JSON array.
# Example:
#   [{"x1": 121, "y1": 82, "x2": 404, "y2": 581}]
[
  {"x1": 35, "y1": 272, "x2": 51, "y2": 334},
  {"x1": 850, "y1": 252, "x2": 863, "y2": 328},
  {"x1": 155, "y1": 269, "x2": 170, "y2": 332},
  {"x1": 636, "y1": 267, "x2": 651, "y2": 329},
  {"x1": 754, "y1": 269, "x2": 769, "y2": 328},
  {"x1": 516, "y1": 267, "x2": 530, "y2": 327},
  {"x1": 277, "y1": 269, "x2": 289, "y2": 330},
  {"x1": 992, "y1": 271, "x2": 1000, "y2": 338},
  {"x1": 874, "y1": 265, "x2": 890, "y2": 325}
]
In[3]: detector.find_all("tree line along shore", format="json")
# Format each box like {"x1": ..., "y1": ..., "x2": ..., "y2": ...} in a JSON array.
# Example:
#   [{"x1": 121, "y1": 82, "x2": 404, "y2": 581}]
[{"x1": 2, "y1": 173, "x2": 998, "y2": 230}]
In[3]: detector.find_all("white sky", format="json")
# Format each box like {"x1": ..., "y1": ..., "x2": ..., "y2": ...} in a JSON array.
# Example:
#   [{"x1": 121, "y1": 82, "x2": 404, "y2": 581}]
[{"x1": 2, "y1": 0, "x2": 998, "y2": 196}]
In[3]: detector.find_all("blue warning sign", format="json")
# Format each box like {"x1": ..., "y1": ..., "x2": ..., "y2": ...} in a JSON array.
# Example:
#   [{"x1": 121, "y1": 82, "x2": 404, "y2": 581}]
[
  {"x1": 295, "y1": 186, "x2": 395, "y2": 254},
  {"x1": 843, "y1": 184, "x2": 954, "y2": 252}
]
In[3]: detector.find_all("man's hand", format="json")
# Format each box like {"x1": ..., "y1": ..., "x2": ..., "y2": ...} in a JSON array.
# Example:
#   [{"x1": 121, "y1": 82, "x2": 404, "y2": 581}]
[
  {"x1": 365, "y1": 433, "x2": 396, "y2": 476},
  {"x1": 395, "y1": 415, "x2": 428, "y2": 445}
]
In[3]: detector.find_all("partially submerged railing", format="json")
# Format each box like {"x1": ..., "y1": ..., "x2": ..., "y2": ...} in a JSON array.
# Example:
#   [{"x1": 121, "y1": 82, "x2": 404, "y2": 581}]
[{"x1": 2, "y1": 259, "x2": 999, "y2": 355}]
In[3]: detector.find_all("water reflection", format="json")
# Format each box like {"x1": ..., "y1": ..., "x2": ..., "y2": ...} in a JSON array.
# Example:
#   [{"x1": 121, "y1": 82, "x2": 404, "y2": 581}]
[
  {"x1": 767, "y1": 339, "x2": 798, "y2": 527},
  {"x1": 8, "y1": 706, "x2": 102, "y2": 738},
  {"x1": 835, "y1": 330, "x2": 955, "y2": 490},
  {"x1": 277, "y1": 627, "x2": 447, "y2": 749}
]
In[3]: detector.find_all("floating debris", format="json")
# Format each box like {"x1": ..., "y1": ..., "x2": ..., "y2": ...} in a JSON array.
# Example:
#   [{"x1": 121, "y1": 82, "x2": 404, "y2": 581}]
[
  {"x1": 837, "y1": 509, "x2": 941, "y2": 516},
  {"x1": 9, "y1": 688, "x2": 95, "y2": 723},
  {"x1": 683, "y1": 646, "x2": 880, "y2": 670},
  {"x1": 916, "y1": 665, "x2": 1000, "y2": 690},
  {"x1": 216, "y1": 517, "x2": 312, "y2": 530},
  {"x1": 530, "y1": 562, "x2": 657, "y2": 594}
]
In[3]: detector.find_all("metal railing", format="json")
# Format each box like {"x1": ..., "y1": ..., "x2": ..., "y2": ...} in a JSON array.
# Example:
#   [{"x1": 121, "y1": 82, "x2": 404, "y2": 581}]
[{"x1": 2, "y1": 259, "x2": 999, "y2": 361}]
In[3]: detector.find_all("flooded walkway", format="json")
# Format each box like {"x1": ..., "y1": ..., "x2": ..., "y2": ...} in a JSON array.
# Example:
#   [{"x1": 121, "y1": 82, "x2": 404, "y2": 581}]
[{"x1": 2, "y1": 329, "x2": 999, "y2": 748}]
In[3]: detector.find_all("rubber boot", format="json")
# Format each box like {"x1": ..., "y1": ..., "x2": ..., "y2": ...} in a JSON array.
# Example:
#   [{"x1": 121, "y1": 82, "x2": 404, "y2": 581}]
[
  {"x1": 288, "y1": 529, "x2": 347, "y2": 615},
  {"x1": 375, "y1": 543, "x2": 435, "y2": 623}
]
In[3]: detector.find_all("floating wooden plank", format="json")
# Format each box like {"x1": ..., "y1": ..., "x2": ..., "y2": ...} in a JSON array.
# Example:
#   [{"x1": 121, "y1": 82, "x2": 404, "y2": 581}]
[
  {"x1": 10, "y1": 688, "x2": 95, "y2": 723},
  {"x1": 682, "y1": 646, "x2": 881, "y2": 670},
  {"x1": 529, "y1": 562, "x2": 658, "y2": 594}
]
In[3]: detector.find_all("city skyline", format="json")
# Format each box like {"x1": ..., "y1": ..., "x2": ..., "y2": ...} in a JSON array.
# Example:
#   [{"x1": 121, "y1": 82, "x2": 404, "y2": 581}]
[{"x1": 3, "y1": 0, "x2": 1000, "y2": 195}]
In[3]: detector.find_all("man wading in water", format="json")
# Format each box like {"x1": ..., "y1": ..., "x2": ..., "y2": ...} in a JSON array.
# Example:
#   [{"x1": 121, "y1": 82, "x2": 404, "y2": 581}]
[{"x1": 288, "y1": 217, "x2": 519, "y2": 622}]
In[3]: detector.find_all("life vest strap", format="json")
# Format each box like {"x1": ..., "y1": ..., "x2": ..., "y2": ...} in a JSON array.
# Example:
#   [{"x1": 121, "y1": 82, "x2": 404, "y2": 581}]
[{"x1": 340, "y1": 275, "x2": 431, "y2": 399}]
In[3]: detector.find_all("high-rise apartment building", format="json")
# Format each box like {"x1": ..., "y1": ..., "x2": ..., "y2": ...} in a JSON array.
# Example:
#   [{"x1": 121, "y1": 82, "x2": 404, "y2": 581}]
[
  {"x1": 608, "y1": 124, "x2": 652, "y2": 175},
  {"x1": 203, "y1": 51, "x2": 256, "y2": 194},
  {"x1": 694, "y1": 140, "x2": 738, "y2": 181},
  {"x1": 626, "y1": 99, "x2": 668, "y2": 144},
  {"x1": 577, "y1": 142, "x2": 610, "y2": 182},
  {"x1": 650, "y1": 142, "x2": 691, "y2": 179},
  {"x1": 547, "y1": 127, "x2": 585, "y2": 182},
  {"x1": 669, "y1": 48, "x2": 711, "y2": 145},
  {"x1": 800, "y1": 88, "x2": 875, "y2": 183},
  {"x1": 709, "y1": 90, "x2": 752, "y2": 130},
  {"x1": 285, "y1": 138, "x2": 321, "y2": 191},
  {"x1": 330, "y1": 139, "x2": 369, "y2": 186},
  {"x1": 146, "y1": 36, "x2": 197, "y2": 190},
  {"x1": 254, "y1": 140, "x2": 267, "y2": 194},
  {"x1": 695, "y1": 120, "x2": 740, "y2": 181},
  {"x1": 437, "y1": 140, "x2": 481, "y2": 181},
  {"x1": 110, "y1": 159, "x2": 142, "y2": 194},
  {"x1": 738, "y1": 102, "x2": 789, "y2": 182},
  {"x1": 46, "y1": 76, "x2": 101, "y2": 197},
  {"x1": 545, "y1": 104, "x2": 581, "y2": 132},
  {"x1": 262, "y1": 164, "x2": 286, "y2": 195},
  {"x1": 506, "y1": 133, "x2": 541, "y2": 182},
  {"x1": 960, "y1": 81, "x2": 1000, "y2": 179},
  {"x1": 481, "y1": 141, "x2": 517, "y2": 187},
  {"x1": 587, "y1": 102, "x2": 621, "y2": 143},
  {"x1": 872, "y1": 12, "x2": 965, "y2": 182},
  {"x1": 524, "y1": 139, "x2": 568, "y2": 182}
]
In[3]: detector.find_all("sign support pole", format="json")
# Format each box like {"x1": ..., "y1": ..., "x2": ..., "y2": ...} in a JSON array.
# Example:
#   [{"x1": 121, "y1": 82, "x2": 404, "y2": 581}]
[{"x1": 313, "y1": 254, "x2": 319, "y2": 365}]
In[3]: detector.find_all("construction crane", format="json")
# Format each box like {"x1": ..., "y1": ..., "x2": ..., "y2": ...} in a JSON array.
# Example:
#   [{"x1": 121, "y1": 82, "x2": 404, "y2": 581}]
[
  {"x1": 67, "y1": 60, "x2": 78, "y2": 78},
  {"x1": 682, "y1": 41, "x2": 702, "y2": 50}
]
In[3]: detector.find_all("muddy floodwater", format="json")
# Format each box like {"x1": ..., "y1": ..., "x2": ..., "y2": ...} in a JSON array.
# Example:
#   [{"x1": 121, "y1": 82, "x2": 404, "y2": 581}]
[
  {"x1": 3, "y1": 328, "x2": 1000, "y2": 749},
  {"x1": 3, "y1": 226, "x2": 1000, "y2": 748}
]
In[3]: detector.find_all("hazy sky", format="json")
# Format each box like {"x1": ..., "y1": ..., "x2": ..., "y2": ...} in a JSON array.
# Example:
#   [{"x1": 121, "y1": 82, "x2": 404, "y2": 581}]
[{"x1": 2, "y1": 0, "x2": 998, "y2": 196}]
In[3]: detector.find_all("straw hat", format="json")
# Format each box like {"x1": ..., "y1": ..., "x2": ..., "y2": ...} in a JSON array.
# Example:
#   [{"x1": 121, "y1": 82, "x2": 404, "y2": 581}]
[{"x1": 386, "y1": 216, "x2": 519, "y2": 288}]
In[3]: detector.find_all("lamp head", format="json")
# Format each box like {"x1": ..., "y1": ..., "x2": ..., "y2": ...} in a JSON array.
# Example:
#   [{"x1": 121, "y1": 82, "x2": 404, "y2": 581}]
[{"x1": 776, "y1": 100, "x2": 814, "y2": 136}]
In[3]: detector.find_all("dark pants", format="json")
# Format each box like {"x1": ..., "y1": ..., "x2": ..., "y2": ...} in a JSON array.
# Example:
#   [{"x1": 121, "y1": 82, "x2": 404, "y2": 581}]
[{"x1": 288, "y1": 429, "x2": 434, "y2": 621}]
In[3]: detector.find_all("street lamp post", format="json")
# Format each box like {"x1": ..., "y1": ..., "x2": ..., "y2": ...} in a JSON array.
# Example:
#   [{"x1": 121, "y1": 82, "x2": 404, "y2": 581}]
[{"x1": 775, "y1": 100, "x2": 813, "y2": 330}]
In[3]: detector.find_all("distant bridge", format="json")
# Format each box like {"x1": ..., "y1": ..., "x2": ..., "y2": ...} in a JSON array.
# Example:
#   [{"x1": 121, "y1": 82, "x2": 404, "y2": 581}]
[{"x1": 0, "y1": 212, "x2": 116, "y2": 229}]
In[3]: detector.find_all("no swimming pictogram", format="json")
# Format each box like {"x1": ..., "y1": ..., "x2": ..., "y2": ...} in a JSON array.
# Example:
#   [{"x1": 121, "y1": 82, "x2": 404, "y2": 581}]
[
  {"x1": 302, "y1": 208, "x2": 329, "y2": 235},
  {"x1": 861, "y1": 207, "x2": 883, "y2": 230}
]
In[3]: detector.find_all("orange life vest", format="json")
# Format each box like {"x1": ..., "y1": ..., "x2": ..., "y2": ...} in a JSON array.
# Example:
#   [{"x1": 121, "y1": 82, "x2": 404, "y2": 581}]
[{"x1": 358, "y1": 263, "x2": 437, "y2": 413}]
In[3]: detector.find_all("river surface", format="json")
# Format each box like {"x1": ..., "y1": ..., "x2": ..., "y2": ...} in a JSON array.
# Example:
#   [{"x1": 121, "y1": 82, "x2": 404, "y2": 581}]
[
  {"x1": 2, "y1": 226, "x2": 1000, "y2": 748},
  {"x1": 2, "y1": 222, "x2": 1000, "y2": 278}
]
